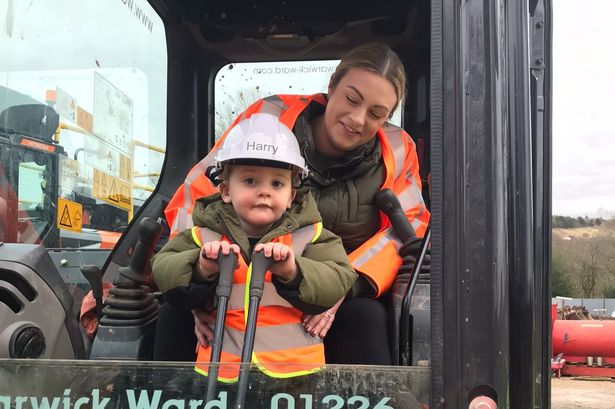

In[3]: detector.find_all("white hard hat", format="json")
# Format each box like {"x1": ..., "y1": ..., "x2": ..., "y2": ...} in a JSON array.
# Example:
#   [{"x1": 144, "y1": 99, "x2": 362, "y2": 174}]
[{"x1": 215, "y1": 113, "x2": 309, "y2": 180}]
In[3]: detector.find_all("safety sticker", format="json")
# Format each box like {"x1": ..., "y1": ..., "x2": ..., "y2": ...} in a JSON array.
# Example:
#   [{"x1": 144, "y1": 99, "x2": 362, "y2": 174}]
[
  {"x1": 120, "y1": 154, "x2": 132, "y2": 181},
  {"x1": 92, "y1": 168, "x2": 132, "y2": 211},
  {"x1": 57, "y1": 198, "x2": 83, "y2": 232},
  {"x1": 77, "y1": 107, "x2": 93, "y2": 133}
]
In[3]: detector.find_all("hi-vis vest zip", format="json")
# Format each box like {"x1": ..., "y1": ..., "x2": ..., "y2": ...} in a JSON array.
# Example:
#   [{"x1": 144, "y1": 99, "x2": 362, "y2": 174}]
[
  {"x1": 192, "y1": 222, "x2": 324, "y2": 381},
  {"x1": 164, "y1": 94, "x2": 430, "y2": 296}
]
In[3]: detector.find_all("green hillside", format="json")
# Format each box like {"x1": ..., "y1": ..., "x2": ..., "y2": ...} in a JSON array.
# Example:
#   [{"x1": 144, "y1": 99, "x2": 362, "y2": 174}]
[{"x1": 552, "y1": 218, "x2": 615, "y2": 298}]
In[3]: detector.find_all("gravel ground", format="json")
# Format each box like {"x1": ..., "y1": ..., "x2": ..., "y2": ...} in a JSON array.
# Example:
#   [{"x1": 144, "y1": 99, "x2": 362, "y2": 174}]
[{"x1": 552, "y1": 377, "x2": 615, "y2": 409}]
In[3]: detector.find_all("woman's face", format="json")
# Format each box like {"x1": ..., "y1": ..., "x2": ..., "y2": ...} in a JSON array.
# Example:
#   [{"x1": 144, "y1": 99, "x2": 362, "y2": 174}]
[{"x1": 322, "y1": 68, "x2": 398, "y2": 155}]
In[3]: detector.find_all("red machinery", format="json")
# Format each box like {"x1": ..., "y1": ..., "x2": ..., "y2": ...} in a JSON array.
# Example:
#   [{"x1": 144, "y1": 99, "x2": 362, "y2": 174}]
[{"x1": 552, "y1": 318, "x2": 615, "y2": 377}]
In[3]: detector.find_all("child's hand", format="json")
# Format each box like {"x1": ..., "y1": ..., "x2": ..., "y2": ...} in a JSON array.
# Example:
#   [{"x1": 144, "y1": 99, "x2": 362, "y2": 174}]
[
  {"x1": 198, "y1": 241, "x2": 240, "y2": 279},
  {"x1": 254, "y1": 242, "x2": 297, "y2": 281}
]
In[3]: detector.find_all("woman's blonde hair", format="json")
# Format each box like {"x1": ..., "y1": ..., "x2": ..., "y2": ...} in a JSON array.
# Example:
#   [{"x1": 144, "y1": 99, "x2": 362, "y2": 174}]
[{"x1": 329, "y1": 42, "x2": 406, "y2": 115}]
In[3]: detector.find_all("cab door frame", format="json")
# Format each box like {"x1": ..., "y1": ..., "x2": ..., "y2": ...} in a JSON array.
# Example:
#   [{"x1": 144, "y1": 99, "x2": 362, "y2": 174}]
[{"x1": 430, "y1": 0, "x2": 552, "y2": 407}]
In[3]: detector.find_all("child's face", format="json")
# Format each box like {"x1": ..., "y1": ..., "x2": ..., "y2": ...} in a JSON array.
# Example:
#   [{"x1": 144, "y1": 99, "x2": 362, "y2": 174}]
[{"x1": 219, "y1": 165, "x2": 296, "y2": 237}]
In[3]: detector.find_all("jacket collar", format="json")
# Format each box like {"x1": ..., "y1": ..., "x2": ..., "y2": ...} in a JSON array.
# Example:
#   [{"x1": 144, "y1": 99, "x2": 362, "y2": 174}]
[{"x1": 192, "y1": 190, "x2": 321, "y2": 261}]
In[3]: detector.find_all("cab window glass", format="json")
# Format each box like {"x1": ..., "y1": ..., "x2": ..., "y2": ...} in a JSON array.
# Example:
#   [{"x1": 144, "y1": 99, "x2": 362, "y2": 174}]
[
  {"x1": 0, "y1": 0, "x2": 167, "y2": 249},
  {"x1": 18, "y1": 163, "x2": 46, "y2": 210},
  {"x1": 214, "y1": 61, "x2": 402, "y2": 139}
]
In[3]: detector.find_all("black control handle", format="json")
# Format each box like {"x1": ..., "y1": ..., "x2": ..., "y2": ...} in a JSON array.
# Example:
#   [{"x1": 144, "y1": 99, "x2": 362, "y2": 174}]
[
  {"x1": 373, "y1": 188, "x2": 418, "y2": 245},
  {"x1": 120, "y1": 217, "x2": 163, "y2": 284},
  {"x1": 235, "y1": 250, "x2": 273, "y2": 409},
  {"x1": 249, "y1": 251, "x2": 273, "y2": 298},
  {"x1": 206, "y1": 251, "x2": 238, "y2": 403},
  {"x1": 215, "y1": 251, "x2": 237, "y2": 298},
  {"x1": 80, "y1": 265, "x2": 104, "y2": 319}
]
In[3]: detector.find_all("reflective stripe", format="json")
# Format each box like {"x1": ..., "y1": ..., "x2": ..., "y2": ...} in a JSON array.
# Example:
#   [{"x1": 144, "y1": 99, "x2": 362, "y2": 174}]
[
  {"x1": 178, "y1": 156, "x2": 215, "y2": 231},
  {"x1": 255, "y1": 323, "x2": 321, "y2": 352},
  {"x1": 196, "y1": 343, "x2": 323, "y2": 382},
  {"x1": 397, "y1": 186, "x2": 427, "y2": 231},
  {"x1": 191, "y1": 226, "x2": 222, "y2": 247},
  {"x1": 220, "y1": 323, "x2": 321, "y2": 356},
  {"x1": 382, "y1": 123, "x2": 406, "y2": 180},
  {"x1": 253, "y1": 355, "x2": 322, "y2": 379},
  {"x1": 411, "y1": 217, "x2": 423, "y2": 231},
  {"x1": 397, "y1": 181, "x2": 426, "y2": 211},
  {"x1": 171, "y1": 208, "x2": 187, "y2": 234},
  {"x1": 243, "y1": 262, "x2": 253, "y2": 314},
  {"x1": 352, "y1": 229, "x2": 400, "y2": 269},
  {"x1": 228, "y1": 283, "x2": 244, "y2": 310},
  {"x1": 191, "y1": 227, "x2": 200, "y2": 246},
  {"x1": 261, "y1": 95, "x2": 287, "y2": 116},
  {"x1": 218, "y1": 326, "x2": 245, "y2": 357},
  {"x1": 229, "y1": 282, "x2": 293, "y2": 310},
  {"x1": 291, "y1": 222, "x2": 322, "y2": 254}
]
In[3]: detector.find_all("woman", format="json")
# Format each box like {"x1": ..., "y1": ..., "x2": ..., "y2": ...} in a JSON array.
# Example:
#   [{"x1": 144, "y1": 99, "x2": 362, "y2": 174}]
[{"x1": 156, "y1": 42, "x2": 430, "y2": 365}]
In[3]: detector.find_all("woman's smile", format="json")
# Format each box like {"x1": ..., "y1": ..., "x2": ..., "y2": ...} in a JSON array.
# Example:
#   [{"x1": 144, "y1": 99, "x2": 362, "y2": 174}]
[{"x1": 341, "y1": 121, "x2": 361, "y2": 136}]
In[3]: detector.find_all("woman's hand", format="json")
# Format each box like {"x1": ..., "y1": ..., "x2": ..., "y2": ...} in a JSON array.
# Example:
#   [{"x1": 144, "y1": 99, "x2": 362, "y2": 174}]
[
  {"x1": 192, "y1": 307, "x2": 216, "y2": 349},
  {"x1": 301, "y1": 298, "x2": 344, "y2": 339}
]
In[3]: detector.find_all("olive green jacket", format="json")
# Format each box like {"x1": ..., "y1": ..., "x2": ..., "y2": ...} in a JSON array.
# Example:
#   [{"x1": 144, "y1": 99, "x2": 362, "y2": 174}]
[{"x1": 152, "y1": 190, "x2": 357, "y2": 312}]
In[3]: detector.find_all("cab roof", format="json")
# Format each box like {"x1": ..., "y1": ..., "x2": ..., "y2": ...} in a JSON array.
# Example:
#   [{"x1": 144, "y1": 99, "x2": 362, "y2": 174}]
[{"x1": 150, "y1": 0, "x2": 426, "y2": 61}]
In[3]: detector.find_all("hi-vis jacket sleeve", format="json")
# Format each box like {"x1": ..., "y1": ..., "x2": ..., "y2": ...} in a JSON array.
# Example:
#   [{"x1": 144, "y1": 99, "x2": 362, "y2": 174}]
[{"x1": 347, "y1": 129, "x2": 430, "y2": 297}]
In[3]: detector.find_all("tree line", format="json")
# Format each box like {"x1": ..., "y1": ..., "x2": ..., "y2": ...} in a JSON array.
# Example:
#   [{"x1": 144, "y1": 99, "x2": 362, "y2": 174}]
[
  {"x1": 552, "y1": 217, "x2": 615, "y2": 298},
  {"x1": 552, "y1": 215, "x2": 604, "y2": 228}
]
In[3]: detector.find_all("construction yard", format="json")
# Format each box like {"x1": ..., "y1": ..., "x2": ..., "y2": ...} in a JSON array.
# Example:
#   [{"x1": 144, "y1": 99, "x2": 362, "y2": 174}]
[{"x1": 552, "y1": 377, "x2": 615, "y2": 408}]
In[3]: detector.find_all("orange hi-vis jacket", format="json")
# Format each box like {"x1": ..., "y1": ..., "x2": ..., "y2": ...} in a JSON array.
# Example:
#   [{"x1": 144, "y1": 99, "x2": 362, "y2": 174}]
[
  {"x1": 191, "y1": 224, "x2": 324, "y2": 381},
  {"x1": 165, "y1": 94, "x2": 430, "y2": 296}
]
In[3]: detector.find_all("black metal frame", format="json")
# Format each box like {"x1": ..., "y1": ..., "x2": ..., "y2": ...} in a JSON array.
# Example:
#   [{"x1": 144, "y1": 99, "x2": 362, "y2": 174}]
[{"x1": 431, "y1": 0, "x2": 551, "y2": 407}]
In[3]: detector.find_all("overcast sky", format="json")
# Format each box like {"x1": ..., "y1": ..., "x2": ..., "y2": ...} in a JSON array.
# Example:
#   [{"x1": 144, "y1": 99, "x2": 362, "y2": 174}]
[{"x1": 552, "y1": 0, "x2": 615, "y2": 217}]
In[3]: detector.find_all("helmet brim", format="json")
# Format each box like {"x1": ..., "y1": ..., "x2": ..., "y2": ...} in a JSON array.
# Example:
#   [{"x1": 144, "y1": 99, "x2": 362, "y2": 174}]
[{"x1": 223, "y1": 158, "x2": 293, "y2": 170}]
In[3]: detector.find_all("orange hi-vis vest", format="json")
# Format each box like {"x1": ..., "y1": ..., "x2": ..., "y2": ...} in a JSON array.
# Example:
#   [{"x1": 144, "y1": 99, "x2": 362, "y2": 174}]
[
  {"x1": 192, "y1": 223, "x2": 325, "y2": 381},
  {"x1": 165, "y1": 94, "x2": 430, "y2": 296}
]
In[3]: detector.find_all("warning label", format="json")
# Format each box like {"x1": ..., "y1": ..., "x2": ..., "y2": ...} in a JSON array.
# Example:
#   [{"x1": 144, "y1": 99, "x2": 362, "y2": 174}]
[
  {"x1": 55, "y1": 87, "x2": 77, "y2": 123},
  {"x1": 92, "y1": 168, "x2": 132, "y2": 211},
  {"x1": 93, "y1": 73, "x2": 133, "y2": 154},
  {"x1": 57, "y1": 198, "x2": 83, "y2": 232},
  {"x1": 77, "y1": 107, "x2": 93, "y2": 133},
  {"x1": 120, "y1": 154, "x2": 132, "y2": 181}
]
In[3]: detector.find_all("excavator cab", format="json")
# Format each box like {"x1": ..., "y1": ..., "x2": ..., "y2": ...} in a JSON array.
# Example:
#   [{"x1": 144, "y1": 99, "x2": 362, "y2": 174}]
[
  {"x1": 0, "y1": 102, "x2": 61, "y2": 246},
  {"x1": 0, "y1": 0, "x2": 552, "y2": 407}
]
